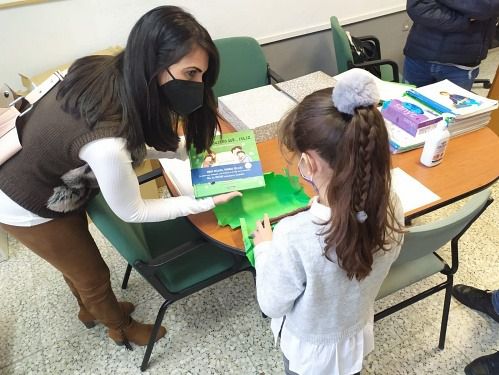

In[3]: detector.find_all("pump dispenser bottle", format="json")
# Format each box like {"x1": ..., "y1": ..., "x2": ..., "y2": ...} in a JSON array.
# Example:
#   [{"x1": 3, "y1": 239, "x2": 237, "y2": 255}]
[{"x1": 420, "y1": 115, "x2": 452, "y2": 167}]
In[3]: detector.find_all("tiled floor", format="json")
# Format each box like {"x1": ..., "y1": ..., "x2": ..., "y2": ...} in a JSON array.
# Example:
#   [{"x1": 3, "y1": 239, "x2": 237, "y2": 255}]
[{"x1": 1, "y1": 52, "x2": 498, "y2": 375}]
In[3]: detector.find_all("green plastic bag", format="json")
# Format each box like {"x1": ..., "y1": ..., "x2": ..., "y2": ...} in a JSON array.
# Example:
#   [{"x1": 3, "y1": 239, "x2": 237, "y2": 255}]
[{"x1": 213, "y1": 171, "x2": 310, "y2": 266}]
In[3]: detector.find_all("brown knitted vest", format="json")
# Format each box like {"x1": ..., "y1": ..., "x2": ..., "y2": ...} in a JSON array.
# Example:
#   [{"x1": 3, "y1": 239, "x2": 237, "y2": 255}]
[{"x1": 0, "y1": 86, "x2": 121, "y2": 218}]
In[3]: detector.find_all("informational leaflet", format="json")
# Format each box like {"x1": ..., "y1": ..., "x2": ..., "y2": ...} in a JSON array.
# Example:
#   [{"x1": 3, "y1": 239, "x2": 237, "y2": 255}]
[{"x1": 188, "y1": 130, "x2": 265, "y2": 198}]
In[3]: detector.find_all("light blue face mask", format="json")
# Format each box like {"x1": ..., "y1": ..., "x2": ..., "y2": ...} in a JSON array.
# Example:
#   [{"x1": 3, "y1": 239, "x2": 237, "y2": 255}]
[{"x1": 298, "y1": 154, "x2": 319, "y2": 194}]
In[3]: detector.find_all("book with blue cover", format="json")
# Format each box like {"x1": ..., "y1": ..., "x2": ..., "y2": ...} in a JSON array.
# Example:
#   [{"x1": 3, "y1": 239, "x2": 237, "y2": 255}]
[
  {"x1": 409, "y1": 80, "x2": 498, "y2": 119},
  {"x1": 188, "y1": 130, "x2": 265, "y2": 198}
]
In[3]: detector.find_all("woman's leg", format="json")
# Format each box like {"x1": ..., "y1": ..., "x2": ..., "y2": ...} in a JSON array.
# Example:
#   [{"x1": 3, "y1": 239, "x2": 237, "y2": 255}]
[
  {"x1": 63, "y1": 275, "x2": 135, "y2": 328},
  {"x1": 0, "y1": 212, "x2": 165, "y2": 346}
]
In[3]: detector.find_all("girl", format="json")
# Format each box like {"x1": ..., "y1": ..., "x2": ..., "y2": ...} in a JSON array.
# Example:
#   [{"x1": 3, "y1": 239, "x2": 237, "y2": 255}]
[
  {"x1": 253, "y1": 69, "x2": 405, "y2": 375},
  {"x1": 0, "y1": 6, "x2": 240, "y2": 349}
]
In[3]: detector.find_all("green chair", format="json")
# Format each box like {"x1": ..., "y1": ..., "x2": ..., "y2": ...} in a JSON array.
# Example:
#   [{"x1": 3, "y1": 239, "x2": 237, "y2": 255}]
[
  {"x1": 213, "y1": 36, "x2": 283, "y2": 97},
  {"x1": 86, "y1": 190, "x2": 253, "y2": 371},
  {"x1": 375, "y1": 189, "x2": 493, "y2": 349},
  {"x1": 330, "y1": 16, "x2": 399, "y2": 82}
]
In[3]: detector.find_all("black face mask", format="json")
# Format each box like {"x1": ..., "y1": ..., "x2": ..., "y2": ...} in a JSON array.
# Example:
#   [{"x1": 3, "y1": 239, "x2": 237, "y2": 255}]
[{"x1": 160, "y1": 71, "x2": 204, "y2": 117}]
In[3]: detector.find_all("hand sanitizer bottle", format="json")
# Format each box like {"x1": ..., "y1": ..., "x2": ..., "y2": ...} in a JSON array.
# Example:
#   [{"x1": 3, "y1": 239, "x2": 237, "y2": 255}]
[{"x1": 420, "y1": 115, "x2": 452, "y2": 167}]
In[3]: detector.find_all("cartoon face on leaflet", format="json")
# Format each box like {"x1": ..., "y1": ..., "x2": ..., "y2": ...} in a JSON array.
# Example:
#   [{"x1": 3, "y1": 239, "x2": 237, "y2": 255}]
[{"x1": 202, "y1": 152, "x2": 216, "y2": 167}]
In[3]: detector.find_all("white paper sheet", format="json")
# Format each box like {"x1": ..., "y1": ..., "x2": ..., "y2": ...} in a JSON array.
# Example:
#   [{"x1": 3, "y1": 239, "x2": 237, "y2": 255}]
[
  {"x1": 391, "y1": 167, "x2": 440, "y2": 213},
  {"x1": 158, "y1": 158, "x2": 194, "y2": 197}
]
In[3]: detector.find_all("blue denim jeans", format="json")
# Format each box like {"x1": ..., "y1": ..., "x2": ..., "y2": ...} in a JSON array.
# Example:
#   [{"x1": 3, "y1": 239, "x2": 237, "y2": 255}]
[
  {"x1": 492, "y1": 290, "x2": 499, "y2": 315},
  {"x1": 403, "y1": 57, "x2": 480, "y2": 91}
]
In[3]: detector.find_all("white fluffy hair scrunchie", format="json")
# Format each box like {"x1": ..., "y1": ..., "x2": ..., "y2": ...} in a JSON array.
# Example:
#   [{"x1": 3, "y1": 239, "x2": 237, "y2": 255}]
[{"x1": 332, "y1": 68, "x2": 380, "y2": 115}]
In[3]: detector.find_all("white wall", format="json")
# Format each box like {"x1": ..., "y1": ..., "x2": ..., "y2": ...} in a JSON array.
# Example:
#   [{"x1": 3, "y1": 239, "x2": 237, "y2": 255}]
[{"x1": 0, "y1": 0, "x2": 405, "y2": 90}]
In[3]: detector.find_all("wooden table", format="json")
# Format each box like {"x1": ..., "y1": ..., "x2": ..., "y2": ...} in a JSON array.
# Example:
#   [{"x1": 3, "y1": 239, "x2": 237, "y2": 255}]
[{"x1": 165, "y1": 125, "x2": 499, "y2": 254}]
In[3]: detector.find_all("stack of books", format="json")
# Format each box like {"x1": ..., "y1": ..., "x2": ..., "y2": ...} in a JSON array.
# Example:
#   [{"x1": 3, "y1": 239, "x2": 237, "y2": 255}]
[
  {"x1": 275, "y1": 71, "x2": 337, "y2": 102},
  {"x1": 217, "y1": 85, "x2": 296, "y2": 143},
  {"x1": 384, "y1": 79, "x2": 498, "y2": 153},
  {"x1": 217, "y1": 71, "x2": 337, "y2": 143}
]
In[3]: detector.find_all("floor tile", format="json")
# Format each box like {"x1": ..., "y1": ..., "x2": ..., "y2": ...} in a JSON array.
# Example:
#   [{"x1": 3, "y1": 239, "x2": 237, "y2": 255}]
[
  {"x1": 1, "y1": 351, "x2": 47, "y2": 375},
  {"x1": 0, "y1": 242, "x2": 42, "y2": 369}
]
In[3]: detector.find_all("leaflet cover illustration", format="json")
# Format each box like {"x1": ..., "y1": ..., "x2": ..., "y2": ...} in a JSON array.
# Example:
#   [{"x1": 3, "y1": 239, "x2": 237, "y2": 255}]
[
  {"x1": 410, "y1": 80, "x2": 498, "y2": 119},
  {"x1": 188, "y1": 130, "x2": 265, "y2": 198}
]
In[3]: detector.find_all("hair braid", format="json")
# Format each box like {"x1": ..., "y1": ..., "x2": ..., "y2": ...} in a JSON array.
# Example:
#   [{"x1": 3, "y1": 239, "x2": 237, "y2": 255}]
[
  {"x1": 278, "y1": 88, "x2": 403, "y2": 281},
  {"x1": 352, "y1": 108, "x2": 377, "y2": 213}
]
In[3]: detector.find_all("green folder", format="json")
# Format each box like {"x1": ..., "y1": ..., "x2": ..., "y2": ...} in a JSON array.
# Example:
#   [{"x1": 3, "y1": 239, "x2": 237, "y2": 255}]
[{"x1": 213, "y1": 171, "x2": 310, "y2": 266}]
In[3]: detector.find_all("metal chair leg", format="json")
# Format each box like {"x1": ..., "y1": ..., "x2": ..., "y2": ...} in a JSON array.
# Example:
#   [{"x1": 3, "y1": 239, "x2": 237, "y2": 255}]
[
  {"x1": 249, "y1": 267, "x2": 256, "y2": 284},
  {"x1": 438, "y1": 275, "x2": 453, "y2": 349},
  {"x1": 140, "y1": 299, "x2": 173, "y2": 372},
  {"x1": 121, "y1": 264, "x2": 132, "y2": 289},
  {"x1": 248, "y1": 268, "x2": 267, "y2": 319}
]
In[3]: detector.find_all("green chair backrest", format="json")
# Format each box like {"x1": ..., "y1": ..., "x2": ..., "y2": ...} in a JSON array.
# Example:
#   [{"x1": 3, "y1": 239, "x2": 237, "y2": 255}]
[
  {"x1": 393, "y1": 189, "x2": 491, "y2": 266},
  {"x1": 330, "y1": 16, "x2": 354, "y2": 74},
  {"x1": 86, "y1": 193, "x2": 152, "y2": 266},
  {"x1": 213, "y1": 36, "x2": 269, "y2": 97}
]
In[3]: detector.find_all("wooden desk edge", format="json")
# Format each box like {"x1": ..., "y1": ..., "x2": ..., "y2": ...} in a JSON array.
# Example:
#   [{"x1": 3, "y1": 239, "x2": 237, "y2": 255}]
[{"x1": 161, "y1": 127, "x2": 499, "y2": 254}]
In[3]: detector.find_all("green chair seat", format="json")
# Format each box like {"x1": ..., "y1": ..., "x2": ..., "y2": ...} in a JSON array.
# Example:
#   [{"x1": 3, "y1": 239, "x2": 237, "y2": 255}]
[
  {"x1": 86, "y1": 192, "x2": 253, "y2": 370},
  {"x1": 156, "y1": 243, "x2": 239, "y2": 293},
  {"x1": 374, "y1": 188, "x2": 493, "y2": 351}
]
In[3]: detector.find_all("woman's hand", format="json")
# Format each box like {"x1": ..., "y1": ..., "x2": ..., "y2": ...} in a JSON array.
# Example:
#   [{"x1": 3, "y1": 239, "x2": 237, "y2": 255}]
[
  {"x1": 212, "y1": 191, "x2": 242, "y2": 205},
  {"x1": 253, "y1": 214, "x2": 273, "y2": 245}
]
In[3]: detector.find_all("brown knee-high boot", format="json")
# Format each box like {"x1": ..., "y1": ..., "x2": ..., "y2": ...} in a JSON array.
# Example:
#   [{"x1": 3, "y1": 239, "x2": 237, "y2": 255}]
[
  {"x1": 1, "y1": 212, "x2": 166, "y2": 347},
  {"x1": 63, "y1": 275, "x2": 135, "y2": 329}
]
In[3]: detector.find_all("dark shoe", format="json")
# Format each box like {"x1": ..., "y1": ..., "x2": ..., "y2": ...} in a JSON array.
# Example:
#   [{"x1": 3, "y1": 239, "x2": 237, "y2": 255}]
[
  {"x1": 465, "y1": 351, "x2": 499, "y2": 375},
  {"x1": 79, "y1": 301, "x2": 136, "y2": 329},
  {"x1": 452, "y1": 284, "x2": 499, "y2": 323}
]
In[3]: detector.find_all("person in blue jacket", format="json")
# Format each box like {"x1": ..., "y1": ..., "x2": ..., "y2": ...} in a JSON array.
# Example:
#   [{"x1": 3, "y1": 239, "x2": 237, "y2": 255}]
[
  {"x1": 403, "y1": 0, "x2": 499, "y2": 90},
  {"x1": 452, "y1": 284, "x2": 499, "y2": 375}
]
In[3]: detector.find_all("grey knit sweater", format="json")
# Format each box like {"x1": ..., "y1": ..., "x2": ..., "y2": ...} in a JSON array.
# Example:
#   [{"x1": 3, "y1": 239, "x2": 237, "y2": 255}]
[{"x1": 254, "y1": 195, "x2": 404, "y2": 345}]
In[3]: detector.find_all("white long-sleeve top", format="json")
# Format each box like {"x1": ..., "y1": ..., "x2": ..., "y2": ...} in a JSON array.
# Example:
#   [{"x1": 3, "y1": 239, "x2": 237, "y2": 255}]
[{"x1": 0, "y1": 137, "x2": 214, "y2": 227}]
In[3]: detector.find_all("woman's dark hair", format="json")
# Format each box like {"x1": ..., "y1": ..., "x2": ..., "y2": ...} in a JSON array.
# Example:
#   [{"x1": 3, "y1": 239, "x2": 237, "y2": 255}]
[
  {"x1": 279, "y1": 88, "x2": 403, "y2": 281},
  {"x1": 57, "y1": 6, "x2": 220, "y2": 162}
]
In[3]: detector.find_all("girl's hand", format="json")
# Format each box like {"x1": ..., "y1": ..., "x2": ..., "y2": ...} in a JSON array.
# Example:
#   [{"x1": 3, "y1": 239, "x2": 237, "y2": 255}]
[
  {"x1": 212, "y1": 191, "x2": 242, "y2": 205},
  {"x1": 253, "y1": 214, "x2": 273, "y2": 245}
]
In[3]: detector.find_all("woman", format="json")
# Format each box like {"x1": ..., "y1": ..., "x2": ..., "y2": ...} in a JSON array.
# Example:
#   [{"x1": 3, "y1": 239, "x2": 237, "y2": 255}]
[{"x1": 0, "y1": 6, "x2": 239, "y2": 348}]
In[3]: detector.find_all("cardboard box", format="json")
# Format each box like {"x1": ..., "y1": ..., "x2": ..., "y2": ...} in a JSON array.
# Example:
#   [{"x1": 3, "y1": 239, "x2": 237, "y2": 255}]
[
  {"x1": 134, "y1": 159, "x2": 160, "y2": 199},
  {"x1": 18, "y1": 45, "x2": 123, "y2": 93}
]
